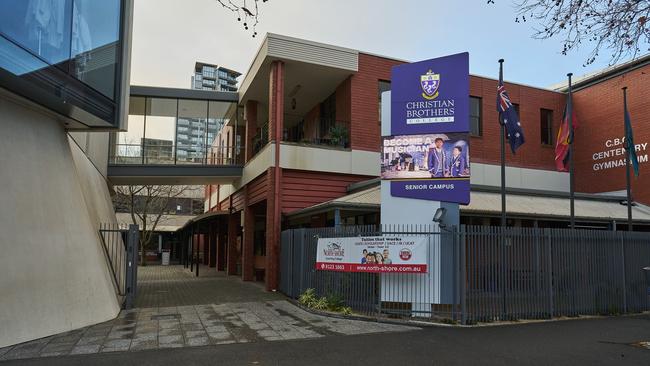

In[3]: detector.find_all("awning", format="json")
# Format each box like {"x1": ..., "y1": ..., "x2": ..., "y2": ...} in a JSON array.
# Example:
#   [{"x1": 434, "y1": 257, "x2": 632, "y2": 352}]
[
  {"x1": 465, "y1": 191, "x2": 650, "y2": 222},
  {"x1": 286, "y1": 185, "x2": 650, "y2": 223}
]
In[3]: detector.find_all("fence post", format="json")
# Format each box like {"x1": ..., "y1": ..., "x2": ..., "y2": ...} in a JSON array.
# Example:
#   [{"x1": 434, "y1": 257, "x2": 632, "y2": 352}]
[
  {"x1": 620, "y1": 234, "x2": 628, "y2": 313},
  {"x1": 545, "y1": 229, "x2": 553, "y2": 318},
  {"x1": 460, "y1": 225, "x2": 467, "y2": 325},
  {"x1": 125, "y1": 224, "x2": 139, "y2": 309}
]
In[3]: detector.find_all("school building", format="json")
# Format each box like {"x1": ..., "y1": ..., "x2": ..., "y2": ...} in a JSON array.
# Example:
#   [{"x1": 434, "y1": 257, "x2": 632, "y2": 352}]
[{"x1": 195, "y1": 34, "x2": 650, "y2": 291}]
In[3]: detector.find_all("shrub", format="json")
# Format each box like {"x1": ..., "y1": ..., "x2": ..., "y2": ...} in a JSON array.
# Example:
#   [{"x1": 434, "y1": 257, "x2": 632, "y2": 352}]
[
  {"x1": 298, "y1": 288, "x2": 317, "y2": 307},
  {"x1": 325, "y1": 294, "x2": 344, "y2": 312},
  {"x1": 312, "y1": 297, "x2": 329, "y2": 311}
]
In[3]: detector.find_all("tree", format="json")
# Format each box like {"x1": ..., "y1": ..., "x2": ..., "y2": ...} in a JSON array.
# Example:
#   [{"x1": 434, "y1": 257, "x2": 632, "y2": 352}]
[
  {"x1": 114, "y1": 185, "x2": 194, "y2": 265},
  {"x1": 215, "y1": 0, "x2": 270, "y2": 38},
  {"x1": 490, "y1": 0, "x2": 650, "y2": 65}
]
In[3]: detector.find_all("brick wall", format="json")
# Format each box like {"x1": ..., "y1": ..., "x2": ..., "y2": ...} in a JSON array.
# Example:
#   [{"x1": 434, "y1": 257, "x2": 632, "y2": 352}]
[
  {"x1": 572, "y1": 65, "x2": 650, "y2": 204},
  {"x1": 350, "y1": 53, "x2": 404, "y2": 151},
  {"x1": 469, "y1": 76, "x2": 565, "y2": 170}
]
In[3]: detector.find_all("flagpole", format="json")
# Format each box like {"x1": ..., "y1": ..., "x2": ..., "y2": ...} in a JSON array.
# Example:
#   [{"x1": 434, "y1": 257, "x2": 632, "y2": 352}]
[
  {"x1": 567, "y1": 73, "x2": 575, "y2": 229},
  {"x1": 499, "y1": 59, "x2": 506, "y2": 228},
  {"x1": 498, "y1": 59, "x2": 507, "y2": 319},
  {"x1": 623, "y1": 87, "x2": 632, "y2": 231}
]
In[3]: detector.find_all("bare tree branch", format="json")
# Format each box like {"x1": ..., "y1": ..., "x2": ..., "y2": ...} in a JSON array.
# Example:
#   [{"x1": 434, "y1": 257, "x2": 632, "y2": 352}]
[
  {"x1": 114, "y1": 185, "x2": 195, "y2": 265},
  {"x1": 215, "y1": 0, "x2": 269, "y2": 38},
  {"x1": 490, "y1": 0, "x2": 650, "y2": 66}
]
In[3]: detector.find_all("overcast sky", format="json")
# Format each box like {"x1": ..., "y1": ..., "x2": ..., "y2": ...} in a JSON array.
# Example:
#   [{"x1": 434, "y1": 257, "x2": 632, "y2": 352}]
[{"x1": 130, "y1": 0, "x2": 619, "y2": 89}]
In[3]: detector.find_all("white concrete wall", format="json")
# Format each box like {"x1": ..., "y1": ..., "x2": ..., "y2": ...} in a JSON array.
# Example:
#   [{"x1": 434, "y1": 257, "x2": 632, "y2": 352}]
[{"x1": 0, "y1": 96, "x2": 120, "y2": 348}]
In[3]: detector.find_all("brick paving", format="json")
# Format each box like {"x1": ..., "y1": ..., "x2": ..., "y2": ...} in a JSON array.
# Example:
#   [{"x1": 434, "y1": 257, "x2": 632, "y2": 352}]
[
  {"x1": 0, "y1": 266, "x2": 417, "y2": 361},
  {"x1": 135, "y1": 265, "x2": 282, "y2": 307}
]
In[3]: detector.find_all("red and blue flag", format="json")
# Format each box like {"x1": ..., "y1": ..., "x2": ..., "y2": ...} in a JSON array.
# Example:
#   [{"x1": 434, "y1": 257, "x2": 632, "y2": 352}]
[{"x1": 497, "y1": 81, "x2": 525, "y2": 153}]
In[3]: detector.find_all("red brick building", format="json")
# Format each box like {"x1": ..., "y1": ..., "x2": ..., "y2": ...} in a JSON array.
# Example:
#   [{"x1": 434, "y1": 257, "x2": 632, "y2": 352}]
[{"x1": 200, "y1": 34, "x2": 650, "y2": 291}]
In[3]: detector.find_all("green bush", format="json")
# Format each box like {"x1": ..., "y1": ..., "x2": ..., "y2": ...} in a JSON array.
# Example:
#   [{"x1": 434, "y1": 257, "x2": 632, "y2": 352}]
[
  {"x1": 297, "y1": 289, "x2": 353, "y2": 315},
  {"x1": 312, "y1": 297, "x2": 329, "y2": 311},
  {"x1": 325, "y1": 294, "x2": 344, "y2": 312},
  {"x1": 298, "y1": 288, "x2": 317, "y2": 307}
]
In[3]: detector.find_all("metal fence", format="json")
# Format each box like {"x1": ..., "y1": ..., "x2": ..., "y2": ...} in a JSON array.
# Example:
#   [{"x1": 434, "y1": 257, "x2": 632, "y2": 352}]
[
  {"x1": 279, "y1": 225, "x2": 650, "y2": 324},
  {"x1": 99, "y1": 223, "x2": 139, "y2": 309}
]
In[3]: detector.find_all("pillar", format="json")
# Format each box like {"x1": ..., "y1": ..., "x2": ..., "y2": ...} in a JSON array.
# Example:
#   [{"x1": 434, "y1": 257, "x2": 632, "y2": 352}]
[
  {"x1": 242, "y1": 190, "x2": 255, "y2": 281},
  {"x1": 265, "y1": 60, "x2": 284, "y2": 291},
  {"x1": 209, "y1": 222, "x2": 217, "y2": 268},
  {"x1": 217, "y1": 219, "x2": 227, "y2": 271},
  {"x1": 227, "y1": 212, "x2": 238, "y2": 276},
  {"x1": 245, "y1": 100, "x2": 258, "y2": 162}
]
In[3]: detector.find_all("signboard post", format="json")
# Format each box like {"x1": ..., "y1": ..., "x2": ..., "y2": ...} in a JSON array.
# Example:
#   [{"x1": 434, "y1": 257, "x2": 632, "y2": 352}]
[{"x1": 380, "y1": 53, "x2": 470, "y2": 310}]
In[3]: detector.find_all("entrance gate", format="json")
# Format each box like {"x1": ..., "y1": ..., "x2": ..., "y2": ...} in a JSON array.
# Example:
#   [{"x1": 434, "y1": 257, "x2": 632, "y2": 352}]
[{"x1": 99, "y1": 223, "x2": 139, "y2": 309}]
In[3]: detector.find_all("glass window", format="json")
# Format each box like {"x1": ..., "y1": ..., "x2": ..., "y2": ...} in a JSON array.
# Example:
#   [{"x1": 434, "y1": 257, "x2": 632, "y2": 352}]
[
  {"x1": 70, "y1": 0, "x2": 121, "y2": 99},
  {"x1": 378, "y1": 80, "x2": 391, "y2": 125},
  {"x1": 540, "y1": 108, "x2": 553, "y2": 145},
  {"x1": 177, "y1": 99, "x2": 208, "y2": 164},
  {"x1": 115, "y1": 97, "x2": 145, "y2": 163},
  {"x1": 0, "y1": 0, "x2": 72, "y2": 66},
  {"x1": 470, "y1": 96, "x2": 482, "y2": 136},
  {"x1": 144, "y1": 98, "x2": 177, "y2": 164}
]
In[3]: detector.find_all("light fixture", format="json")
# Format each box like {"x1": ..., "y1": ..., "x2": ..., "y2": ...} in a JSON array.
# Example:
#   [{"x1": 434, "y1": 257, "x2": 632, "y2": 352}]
[
  {"x1": 432, "y1": 207, "x2": 447, "y2": 223},
  {"x1": 288, "y1": 84, "x2": 302, "y2": 97}
]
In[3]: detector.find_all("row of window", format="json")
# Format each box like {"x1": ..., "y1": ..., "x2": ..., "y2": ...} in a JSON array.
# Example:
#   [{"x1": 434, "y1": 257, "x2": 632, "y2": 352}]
[
  {"x1": 377, "y1": 80, "x2": 555, "y2": 146},
  {"x1": 470, "y1": 96, "x2": 555, "y2": 145}
]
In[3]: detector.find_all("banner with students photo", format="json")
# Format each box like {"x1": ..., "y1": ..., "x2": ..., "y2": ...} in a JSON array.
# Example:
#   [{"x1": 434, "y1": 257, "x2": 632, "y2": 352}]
[
  {"x1": 387, "y1": 52, "x2": 470, "y2": 205},
  {"x1": 315, "y1": 236, "x2": 428, "y2": 274}
]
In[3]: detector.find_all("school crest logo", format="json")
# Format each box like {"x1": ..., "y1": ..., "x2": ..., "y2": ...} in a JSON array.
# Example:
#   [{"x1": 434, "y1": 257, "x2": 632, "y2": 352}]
[{"x1": 420, "y1": 70, "x2": 440, "y2": 100}]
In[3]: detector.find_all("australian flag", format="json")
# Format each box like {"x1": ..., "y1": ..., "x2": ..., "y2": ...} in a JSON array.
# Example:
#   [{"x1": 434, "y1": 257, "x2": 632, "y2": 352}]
[{"x1": 497, "y1": 81, "x2": 525, "y2": 153}]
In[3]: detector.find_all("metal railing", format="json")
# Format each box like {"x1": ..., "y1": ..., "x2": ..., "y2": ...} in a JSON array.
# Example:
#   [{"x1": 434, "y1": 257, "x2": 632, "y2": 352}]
[
  {"x1": 99, "y1": 223, "x2": 139, "y2": 309},
  {"x1": 110, "y1": 144, "x2": 241, "y2": 165},
  {"x1": 279, "y1": 225, "x2": 650, "y2": 324},
  {"x1": 284, "y1": 118, "x2": 350, "y2": 149}
]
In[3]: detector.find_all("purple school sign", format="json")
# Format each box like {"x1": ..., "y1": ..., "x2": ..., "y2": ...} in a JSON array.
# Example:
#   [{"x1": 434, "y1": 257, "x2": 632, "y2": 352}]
[{"x1": 385, "y1": 53, "x2": 470, "y2": 204}]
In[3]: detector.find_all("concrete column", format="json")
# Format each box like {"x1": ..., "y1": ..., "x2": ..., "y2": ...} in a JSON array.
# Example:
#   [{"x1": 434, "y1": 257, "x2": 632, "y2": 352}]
[
  {"x1": 242, "y1": 190, "x2": 255, "y2": 281},
  {"x1": 245, "y1": 100, "x2": 258, "y2": 162},
  {"x1": 227, "y1": 213, "x2": 238, "y2": 276},
  {"x1": 264, "y1": 61, "x2": 284, "y2": 291}
]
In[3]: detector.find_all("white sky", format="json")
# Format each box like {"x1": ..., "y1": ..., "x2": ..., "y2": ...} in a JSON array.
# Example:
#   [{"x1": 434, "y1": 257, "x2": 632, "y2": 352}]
[{"x1": 130, "y1": 0, "x2": 620, "y2": 90}]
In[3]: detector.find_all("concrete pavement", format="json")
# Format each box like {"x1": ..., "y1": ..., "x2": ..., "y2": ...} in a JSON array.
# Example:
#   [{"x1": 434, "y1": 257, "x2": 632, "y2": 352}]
[{"x1": 1, "y1": 314, "x2": 649, "y2": 365}]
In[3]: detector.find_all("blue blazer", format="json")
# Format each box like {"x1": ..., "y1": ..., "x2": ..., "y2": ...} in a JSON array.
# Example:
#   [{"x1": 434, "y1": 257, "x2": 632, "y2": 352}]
[
  {"x1": 450, "y1": 155, "x2": 467, "y2": 177},
  {"x1": 427, "y1": 148, "x2": 446, "y2": 175}
]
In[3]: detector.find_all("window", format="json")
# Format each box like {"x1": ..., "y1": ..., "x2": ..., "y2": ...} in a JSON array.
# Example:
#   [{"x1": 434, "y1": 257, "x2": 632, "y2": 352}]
[
  {"x1": 0, "y1": 0, "x2": 127, "y2": 127},
  {"x1": 540, "y1": 109, "x2": 553, "y2": 145},
  {"x1": 470, "y1": 97, "x2": 482, "y2": 136},
  {"x1": 378, "y1": 80, "x2": 391, "y2": 125}
]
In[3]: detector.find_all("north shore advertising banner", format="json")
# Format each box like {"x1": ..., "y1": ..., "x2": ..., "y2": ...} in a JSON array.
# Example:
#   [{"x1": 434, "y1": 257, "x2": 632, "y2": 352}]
[
  {"x1": 387, "y1": 52, "x2": 470, "y2": 204},
  {"x1": 315, "y1": 236, "x2": 428, "y2": 274}
]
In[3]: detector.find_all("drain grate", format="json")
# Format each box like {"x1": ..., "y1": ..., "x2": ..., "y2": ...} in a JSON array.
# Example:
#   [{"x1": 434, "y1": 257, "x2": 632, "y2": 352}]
[{"x1": 151, "y1": 314, "x2": 181, "y2": 321}]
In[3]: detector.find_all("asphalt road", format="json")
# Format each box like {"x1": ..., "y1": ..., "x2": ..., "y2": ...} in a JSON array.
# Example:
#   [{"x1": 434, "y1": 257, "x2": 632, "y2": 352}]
[{"x1": 2, "y1": 314, "x2": 650, "y2": 366}]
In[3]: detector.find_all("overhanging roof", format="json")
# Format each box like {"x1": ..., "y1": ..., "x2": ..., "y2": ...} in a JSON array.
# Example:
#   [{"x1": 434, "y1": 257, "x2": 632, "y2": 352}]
[{"x1": 286, "y1": 185, "x2": 650, "y2": 223}]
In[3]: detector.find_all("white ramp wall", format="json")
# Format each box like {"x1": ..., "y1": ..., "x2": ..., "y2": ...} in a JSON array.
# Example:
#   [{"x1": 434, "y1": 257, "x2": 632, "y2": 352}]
[{"x1": 0, "y1": 96, "x2": 120, "y2": 348}]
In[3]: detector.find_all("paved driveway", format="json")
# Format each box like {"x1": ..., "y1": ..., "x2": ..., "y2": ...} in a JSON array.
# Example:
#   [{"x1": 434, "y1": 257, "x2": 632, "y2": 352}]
[
  {"x1": 0, "y1": 266, "x2": 416, "y2": 361},
  {"x1": 134, "y1": 265, "x2": 283, "y2": 307}
]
